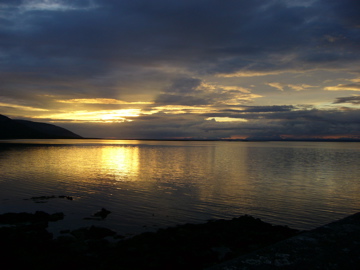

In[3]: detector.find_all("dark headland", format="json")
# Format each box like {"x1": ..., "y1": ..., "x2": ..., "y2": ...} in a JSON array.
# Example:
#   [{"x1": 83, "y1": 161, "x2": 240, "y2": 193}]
[
  {"x1": 1, "y1": 209, "x2": 360, "y2": 269},
  {"x1": 0, "y1": 114, "x2": 82, "y2": 139}
]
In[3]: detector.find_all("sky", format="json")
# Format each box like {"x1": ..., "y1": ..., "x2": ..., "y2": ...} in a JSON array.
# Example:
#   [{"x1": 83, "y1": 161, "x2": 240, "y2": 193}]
[{"x1": 1, "y1": 0, "x2": 360, "y2": 140}]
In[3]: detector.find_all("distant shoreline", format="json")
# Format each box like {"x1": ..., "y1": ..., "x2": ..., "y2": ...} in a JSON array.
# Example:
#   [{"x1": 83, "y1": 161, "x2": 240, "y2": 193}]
[{"x1": 2, "y1": 138, "x2": 359, "y2": 142}]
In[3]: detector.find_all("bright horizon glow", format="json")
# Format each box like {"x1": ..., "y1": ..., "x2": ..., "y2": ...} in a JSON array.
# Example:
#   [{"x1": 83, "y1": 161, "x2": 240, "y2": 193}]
[
  {"x1": 57, "y1": 98, "x2": 153, "y2": 105},
  {"x1": 207, "y1": 117, "x2": 248, "y2": 122},
  {"x1": 33, "y1": 109, "x2": 142, "y2": 122}
]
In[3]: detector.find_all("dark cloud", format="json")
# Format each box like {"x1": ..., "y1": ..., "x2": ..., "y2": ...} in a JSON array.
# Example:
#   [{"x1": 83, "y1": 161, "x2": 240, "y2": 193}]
[
  {"x1": 155, "y1": 77, "x2": 209, "y2": 105},
  {"x1": 333, "y1": 96, "x2": 360, "y2": 105},
  {"x1": 155, "y1": 94, "x2": 209, "y2": 106},
  {"x1": 164, "y1": 78, "x2": 201, "y2": 94},
  {"x1": 154, "y1": 77, "x2": 258, "y2": 106},
  {"x1": 2, "y1": 0, "x2": 359, "y2": 78},
  {"x1": 223, "y1": 105, "x2": 295, "y2": 113},
  {"x1": 201, "y1": 108, "x2": 360, "y2": 139}
]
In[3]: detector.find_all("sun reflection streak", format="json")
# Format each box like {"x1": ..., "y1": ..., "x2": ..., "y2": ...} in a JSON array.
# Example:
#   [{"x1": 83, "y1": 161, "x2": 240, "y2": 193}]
[{"x1": 100, "y1": 147, "x2": 140, "y2": 182}]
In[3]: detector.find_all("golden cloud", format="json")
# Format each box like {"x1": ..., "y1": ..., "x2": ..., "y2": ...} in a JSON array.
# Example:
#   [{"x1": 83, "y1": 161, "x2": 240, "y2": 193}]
[
  {"x1": 324, "y1": 84, "x2": 360, "y2": 91},
  {"x1": 57, "y1": 98, "x2": 153, "y2": 105},
  {"x1": 267, "y1": 82, "x2": 285, "y2": 91},
  {"x1": 33, "y1": 109, "x2": 141, "y2": 122},
  {"x1": 267, "y1": 82, "x2": 313, "y2": 91},
  {"x1": 0, "y1": 102, "x2": 49, "y2": 112},
  {"x1": 218, "y1": 70, "x2": 285, "y2": 78}
]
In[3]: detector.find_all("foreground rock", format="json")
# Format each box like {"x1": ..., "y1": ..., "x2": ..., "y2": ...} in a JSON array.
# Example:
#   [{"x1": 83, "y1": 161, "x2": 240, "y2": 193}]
[
  {"x1": 101, "y1": 215, "x2": 299, "y2": 269},
  {"x1": 83, "y1": 207, "x2": 112, "y2": 220},
  {"x1": 208, "y1": 212, "x2": 360, "y2": 270},
  {"x1": 0, "y1": 211, "x2": 64, "y2": 224},
  {"x1": 0, "y1": 213, "x2": 298, "y2": 269}
]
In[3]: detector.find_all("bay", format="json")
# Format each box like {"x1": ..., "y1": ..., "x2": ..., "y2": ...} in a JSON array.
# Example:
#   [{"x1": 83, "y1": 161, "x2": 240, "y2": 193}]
[{"x1": 0, "y1": 139, "x2": 359, "y2": 235}]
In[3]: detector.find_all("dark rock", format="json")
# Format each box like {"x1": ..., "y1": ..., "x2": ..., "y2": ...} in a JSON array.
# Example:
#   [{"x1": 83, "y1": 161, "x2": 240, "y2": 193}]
[
  {"x1": 100, "y1": 215, "x2": 300, "y2": 270},
  {"x1": 93, "y1": 208, "x2": 111, "y2": 220},
  {"x1": 208, "y1": 212, "x2": 360, "y2": 270},
  {"x1": 71, "y1": 226, "x2": 117, "y2": 240},
  {"x1": 83, "y1": 208, "x2": 112, "y2": 220},
  {"x1": 0, "y1": 211, "x2": 64, "y2": 225},
  {"x1": 0, "y1": 212, "x2": 300, "y2": 270},
  {"x1": 2, "y1": 211, "x2": 360, "y2": 270},
  {"x1": 48, "y1": 212, "x2": 65, "y2": 222},
  {"x1": 58, "y1": 195, "x2": 73, "y2": 200}
]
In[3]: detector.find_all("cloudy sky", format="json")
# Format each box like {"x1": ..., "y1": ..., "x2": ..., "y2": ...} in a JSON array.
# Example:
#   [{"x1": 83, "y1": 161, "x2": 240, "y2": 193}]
[{"x1": 1, "y1": 0, "x2": 360, "y2": 140}]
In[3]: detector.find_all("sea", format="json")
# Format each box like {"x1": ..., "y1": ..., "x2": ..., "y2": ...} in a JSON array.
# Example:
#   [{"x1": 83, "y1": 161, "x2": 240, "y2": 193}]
[{"x1": 0, "y1": 139, "x2": 359, "y2": 236}]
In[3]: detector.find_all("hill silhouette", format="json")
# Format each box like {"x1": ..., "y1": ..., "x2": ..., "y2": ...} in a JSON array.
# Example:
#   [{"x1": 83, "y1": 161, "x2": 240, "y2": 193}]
[{"x1": 0, "y1": 114, "x2": 82, "y2": 139}]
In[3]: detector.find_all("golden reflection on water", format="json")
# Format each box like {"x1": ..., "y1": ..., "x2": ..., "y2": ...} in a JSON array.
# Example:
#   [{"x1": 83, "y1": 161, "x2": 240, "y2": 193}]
[{"x1": 100, "y1": 147, "x2": 140, "y2": 181}]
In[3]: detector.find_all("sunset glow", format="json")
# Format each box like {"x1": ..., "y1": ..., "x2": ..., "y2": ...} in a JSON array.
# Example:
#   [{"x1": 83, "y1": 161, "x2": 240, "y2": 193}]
[
  {"x1": 34, "y1": 109, "x2": 142, "y2": 123},
  {"x1": 57, "y1": 98, "x2": 153, "y2": 105}
]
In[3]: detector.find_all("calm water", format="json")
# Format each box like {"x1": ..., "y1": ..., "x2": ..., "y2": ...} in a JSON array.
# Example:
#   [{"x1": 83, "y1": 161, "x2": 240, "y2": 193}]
[{"x1": 0, "y1": 139, "x2": 359, "y2": 235}]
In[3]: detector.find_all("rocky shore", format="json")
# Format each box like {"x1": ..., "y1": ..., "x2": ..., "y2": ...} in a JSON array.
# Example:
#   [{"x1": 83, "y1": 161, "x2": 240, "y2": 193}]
[
  {"x1": 0, "y1": 211, "x2": 299, "y2": 270},
  {"x1": 207, "y1": 212, "x2": 360, "y2": 270},
  {"x1": 2, "y1": 209, "x2": 359, "y2": 270}
]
